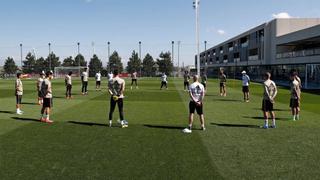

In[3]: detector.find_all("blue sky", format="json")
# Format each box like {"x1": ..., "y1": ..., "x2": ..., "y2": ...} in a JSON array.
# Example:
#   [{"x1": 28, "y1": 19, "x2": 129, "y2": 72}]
[{"x1": 0, "y1": 0, "x2": 320, "y2": 67}]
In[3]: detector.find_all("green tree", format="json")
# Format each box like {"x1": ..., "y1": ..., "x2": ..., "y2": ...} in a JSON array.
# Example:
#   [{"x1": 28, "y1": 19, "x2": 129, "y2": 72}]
[
  {"x1": 88, "y1": 54, "x2": 103, "y2": 77},
  {"x1": 62, "y1": 56, "x2": 75, "y2": 67},
  {"x1": 74, "y1": 54, "x2": 87, "y2": 67},
  {"x1": 35, "y1": 57, "x2": 46, "y2": 73},
  {"x1": 126, "y1": 50, "x2": 141, "y2": 73},
  {"x1": 142, "y1": 53, "x2": 156, "y2": 77},
  {"x1": 22, "y1": 52, "x2": 36, "y2": 74},
  {"x1": 157, "y1": 52, "x2": 173, "y2": 75},
  {"x1": 4, "y1": 57, "x2": 18, "y2": 75},
  {"x1": 107, "y1": 51, "x2": 123, "y2": 73},
  {"x1": 46, "y1": 52, "x2": 61, "y2": 71}
]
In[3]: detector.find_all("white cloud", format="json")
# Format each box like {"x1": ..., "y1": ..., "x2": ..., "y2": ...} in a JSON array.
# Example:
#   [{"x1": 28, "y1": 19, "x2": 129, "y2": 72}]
[
  {"x1": 272, "y1": 12, "x2": 292, "y2": 19},
  {"x1": 217, "y1": 29, "x2": 226, "y2": 35}
]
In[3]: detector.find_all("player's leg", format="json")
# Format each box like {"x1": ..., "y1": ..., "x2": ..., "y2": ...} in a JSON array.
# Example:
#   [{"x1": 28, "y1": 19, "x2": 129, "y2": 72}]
[
  {"x1": 184, "y1": 101, "x2": 196, "y2": 133},
  {"x1": 85, "y1": 82, "x2": 88, "y2": 94},
  {"x1": 16, "y1": 95, "x2": 23, "y2": 114},
  {"x1": 108, "y1": 97, "x2": 117, "y2": 127},
  {"x1": 131, "y1": 79, "x2": 134, "y2": 89},
  {"x1": 197, "y1": 104, "x2": 205, "y2": 130},
  {"x1": 223, "y1": 85, "x2": 227, "y2": 96},
  {"x1": 270, "y1": 111, "x2": 276, "y2": 128},
  {"x1": 262, "y1": 100, "x2": 269, "y2": 128},
  {"x1": 69, "y1": 85, "x2": 73, "y2": 98},
  {"x1": 81, "y1": 82, "x2": 85, "y2": 94},
  {"x1": 160, "y1": 82, "x2": 164, "y2": 89},
  {"x1": 117, "y1": 98, "x2": 127, "y2": 128}
]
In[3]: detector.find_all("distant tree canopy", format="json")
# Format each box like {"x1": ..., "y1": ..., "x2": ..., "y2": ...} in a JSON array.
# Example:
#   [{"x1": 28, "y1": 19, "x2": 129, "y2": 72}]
[
  {"x1": 75, "y1": 54, "x2": 87, "y2": 67},
  {"x1": 62, "y1": 56, "x2": 75, "y2": 67},
  {"x1": 126, "y1": 50, "x2": 141, "y2": 74},
  {"x1": 142, "y1": 53, "x2": 156, "y2": 77},
  {"x1": 157, "y1": 52, "x2": 173, "y2": 75},
  {"x1": 107, "y1": 51, "x2": 123, "y2": 73},
  {"x1": 22, "y1": 52, "x2": 36, "y2": 74},
  {"x1": 88, "y1": 54, "x2": 103, "y2": 77},
  {"x1": 4, "y1": 57, "x2": 18, "y2": 75}
]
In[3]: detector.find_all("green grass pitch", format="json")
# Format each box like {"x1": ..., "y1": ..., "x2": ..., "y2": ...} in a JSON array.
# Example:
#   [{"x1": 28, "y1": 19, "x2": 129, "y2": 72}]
[{"x1": 0, "y1": 77, "x2": 319, "y2": 179}]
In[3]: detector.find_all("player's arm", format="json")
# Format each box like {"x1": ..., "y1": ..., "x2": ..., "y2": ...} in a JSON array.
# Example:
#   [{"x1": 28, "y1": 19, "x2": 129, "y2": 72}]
[
  {"x1": 264, "y1": 84, "x2": 271, "y2": 100},
  {"x1": 272, "y1": 83, "x2": 278, "y2": 100},
  {"x1": 107, "y1": 82, "x2": 113, "y2": 95},
  {"x1": 121, "y1": 81, "x2": 126, "y2": 95}
]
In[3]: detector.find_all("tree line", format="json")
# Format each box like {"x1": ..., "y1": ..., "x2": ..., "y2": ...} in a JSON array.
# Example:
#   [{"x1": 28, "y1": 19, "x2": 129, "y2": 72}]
[{"x1": 1, "y1": 50, "x2": 174, "y2": 77}]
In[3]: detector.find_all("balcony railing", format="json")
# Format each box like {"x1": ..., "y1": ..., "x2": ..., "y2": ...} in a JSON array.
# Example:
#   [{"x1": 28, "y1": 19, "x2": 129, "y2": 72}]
[{"x1": 276, "y1": 48, "x2": 320, "y2": 59}]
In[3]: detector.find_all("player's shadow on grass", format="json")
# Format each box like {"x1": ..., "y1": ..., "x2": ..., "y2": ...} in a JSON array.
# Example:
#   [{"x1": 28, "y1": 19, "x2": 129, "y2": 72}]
[
  {"x1": 11, "y1": 117, "x2": 40, "y2": 122},
  {"x1": 68, "y1": 121, "x2": 108, "y2": 127},
  {"x1": 211, "y1": 122, "x2": 260, "y2": 129},
  {"x1": 0, "y1": 110, "x2": 15, "y2": 114},
  {"x1": 253, "y1": 108, "x2": 289, "y2": 112},
  {"x1": 22, "y1": 102, "x2": 38, "y2": 105},
  {"x1": 214, "y1": 98, "x2": 242, "y2": 102},
  {"x1": 143, "y1": 124, "x2": 184, "y2": 130},
  {"x1": 242, "y1": 116, "x2": 289, "y2": 121}
]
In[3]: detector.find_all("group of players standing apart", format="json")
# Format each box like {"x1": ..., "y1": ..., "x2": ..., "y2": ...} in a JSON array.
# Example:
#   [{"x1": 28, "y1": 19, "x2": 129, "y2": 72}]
[{"x1": 14, "y1": 68, "x2": 302, "y2": 130}]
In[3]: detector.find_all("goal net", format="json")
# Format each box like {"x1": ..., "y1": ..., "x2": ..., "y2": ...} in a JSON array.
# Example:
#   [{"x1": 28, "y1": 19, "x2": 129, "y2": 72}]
[{"x1": 54, "y1": 66, "x2": 89, "y2": 78}]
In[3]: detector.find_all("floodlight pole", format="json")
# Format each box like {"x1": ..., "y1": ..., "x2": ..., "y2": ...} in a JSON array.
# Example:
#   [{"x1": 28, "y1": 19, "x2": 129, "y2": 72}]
[
  {"x1": 194, "y1": 0, "x2": 200, "y2": 76},
  {"x1": 139, "y1": 41, "x2": 142, "y2": 76},
  {"x1": 204, "y1": 40, "x2": 207, "y2": 73},
  {"x1": 20, "y1": 43, "x2": 23, "y2": 68},
  {"x1": 178, "y1": 41, "x2": 181, "y2": 71},
  {"x1": 108, "y1": 41, "x2": 110, "y2": 72},
  {"x1": 171, "y1": 41, "x2": 174, "y2": 77},
  {"x1": 48, "y1": 43, "x2": 51, "y2": 71},
  {"x1": 77, "y1": 42, "x2": 80, "y2": 75}
]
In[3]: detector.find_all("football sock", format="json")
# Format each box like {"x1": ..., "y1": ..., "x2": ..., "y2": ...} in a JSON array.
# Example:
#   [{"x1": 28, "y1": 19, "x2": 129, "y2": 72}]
[
  {"x1": 109, "y1": 120, "x2": 112, "y2": 126},
  {"x1": 46, "y1": 115, "x2": 50, "y2": 120},
  {"x1": 293, "y1": 115, "x2": 296, "y2": 121},
  {"x1": 188, "y1": 124, "x2": 192, "y2": 130},
  {"x1": 264, "y1": 119, "x2": 268, "y2": 127},
  {"x1": 296, "y1": 114, "x2": 300, "y2": 120},
  {"x1": 272, "y1": 119, "x2": 276, "y2": 127}
]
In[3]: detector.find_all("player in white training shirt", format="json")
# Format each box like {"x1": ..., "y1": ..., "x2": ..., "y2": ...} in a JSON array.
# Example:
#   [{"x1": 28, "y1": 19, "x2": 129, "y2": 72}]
[
  {"x1": 95, "y1": 71, "x2": 102, "y2": 91},
  {"x1": 160, "y1": 73, "x2": 168, "y2": 90},
  {"x1": 183, "y1": 75, "x2": 206, "y2": 133},
  {"x1": 81, "y1": 68, "x2": 89, "y2": 95},
  {"x1": 262, "y1": 72, "x2": 278, "y2": 129},
  {"x1": 242, "y1": 71, "x2": 250, "y2": 102}
]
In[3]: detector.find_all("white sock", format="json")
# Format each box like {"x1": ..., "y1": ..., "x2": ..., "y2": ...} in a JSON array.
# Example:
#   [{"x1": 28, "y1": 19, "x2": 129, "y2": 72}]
[
  {"x1": 293, "y1": 115, "x2": 296, "y2": 121},
  {"x1": 297, "y1": 114, "x2": 300, "y2": 120},
  {"x1": 109, "y1": 120, "x2": 112, "y2": 125},
  {"x1": 264, "y1": 119, "x2": 268, "y2": 127},
  {"x1": 188, "y1": 124, "x2": 192, "y2": 130},
  {"x1": 272, "y1": 119, "x2": 276, "y2": 127},
  {"x1": 46, "y1": 115, "x2": 49, "y2": 120}
]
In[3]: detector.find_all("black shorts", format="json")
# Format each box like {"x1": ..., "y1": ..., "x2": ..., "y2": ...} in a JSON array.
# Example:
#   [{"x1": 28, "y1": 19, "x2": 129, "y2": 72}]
[
  {"x1": 132, "y1": 79, "x2": 137, "y2": 82},
  {"x1": 43, "y1": 98, "x2": 53, "y2": 108},
  {"x1": 16, "y1": 95, "x2": 22, "y2": 104},
  {"x1": 290, "y1": 99, "x2": 300, "y2": 108},
  {"x1": 220, "y1": 83, "x2": 225, "y2": 87},
  {"x1": 242, "y1": 86, "x2": 249, "y2": 93},
  {"x1": 184, "y1": 82, "x2": 189, "y2": 87},
  {"x1": 189, "y1": 101, "x2": 203, "y2": 115},
  {"x1": 262, "y1": 99, "x2": 273, "y2": 112},
  {"x1": 96, "y1": 81, "x2": 101, "y2": 86}
]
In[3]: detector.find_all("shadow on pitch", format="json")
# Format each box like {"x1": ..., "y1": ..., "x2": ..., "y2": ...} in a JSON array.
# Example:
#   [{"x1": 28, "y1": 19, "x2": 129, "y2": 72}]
[
  {"x1": 22, "y1": 102, "x2": 38, "y2": 105},
  {"x1": 11, "y1": 117, "x2": 40, "y2": 122},
  {"x1": 214, "y1": 98, "x2": 242, "y2": 102},
  {"x1": 211, "y1": 122, "x2": 260, "y2": 129},
  {"x1": 0, "y1": 110, "x2": 15, "y2": 114},
  {"x1": 242, "y1": 116, "x2": 289, "y2": 121},
  {"x1": 68, "y1": 121, "x2": 108, "y2": 127},
  {"x1": 143, "y1": 124, "x2": 184, "y2": 130},
  {"x1": 253, "y1": 108, "x2": 290, "y2": 112}
]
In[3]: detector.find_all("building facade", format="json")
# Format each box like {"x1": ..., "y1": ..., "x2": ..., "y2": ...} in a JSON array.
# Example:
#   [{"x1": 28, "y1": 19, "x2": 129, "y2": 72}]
[{"x1": 198, "y1": 18, "x2": 320, "y2": 89}]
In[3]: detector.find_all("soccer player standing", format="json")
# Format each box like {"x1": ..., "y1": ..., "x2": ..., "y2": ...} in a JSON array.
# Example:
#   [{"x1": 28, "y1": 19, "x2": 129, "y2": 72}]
[
  {"x1": 201, "y1": 72, "x2": 208, "y2": 90},
  {"x1": 15, "y1": 73, "x2": 24, "y2": 115},
  {"x1": 108, "y1": 70, "x2": 128, "y2": 128},
  {"x1": 130, "y1": 71, "x2": 138, "y2": 90},
  {"x1": 262, "y1": 72, "x2": 278, "y2": 129},
  {"x1": 219, "y1": 70, "x2": 227, "y2": 96},
  {"x1": 242, "y1": 71, "x2": 250, "y2": 102},
  {"x1": 65, "y1": 71, "x2": 73, "y2": 99},
  {"x1": 40, "y1": 71, "x2": 54, "y2": 123},
  {"x1": 37, "y1": 71, "x2": 45, "y2": 105},
  {"x1": 160, "y1": 73, "x2": 168, "y2": 90},
  {"x1": 183, "y1": 71, "x2": 191, "y2": 91},
  {"x1": 81, "y1": 68, "x2": 89, "y2": 95},
  {"x1": 95, "y1": 71, "x2": 102, "y2": 91},
  {"x1": 290, "y1": 72, "x2": 301, "y2": 121},
  {"x1": 183, "y1": 75, "x2": 206, "y2": 133}
]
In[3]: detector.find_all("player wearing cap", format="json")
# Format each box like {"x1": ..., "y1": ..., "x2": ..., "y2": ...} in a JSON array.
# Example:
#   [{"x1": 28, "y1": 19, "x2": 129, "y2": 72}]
[
  {"x1": 183, "y1": 71, "x2": 191, "y2": 91},
  {"x1": 182, "y1": 75, "x2": 206, "y2": 133},
  {"x1": 81, "y1": 68, "x2": 89, "y2": 95},
  {"x1": 65, "y1": 71, "x2": 73, "y2": 99},
  {"x1": 40, "y1": 71, "x2": 54, "y2": 123},
  {"x1": 219, "y1": 70, "x2": 227, "y2": 96},
  {"x1": 37, "y1": 71, "x2": 45, "y2": 105},
  {"x1": 15, "y1": 73, "x2": 24, "y2": 115},
  {"x1": 95, "y1": 71, "x2": 102, "y2": 91},
  {"x1": 130, "y1": 71, "x2": 138, "y2": 90},
  {"x1": 108, "y1": 70, "x2": 128, "y2": 128},
  {"x1": 290, "y1": 72, "x2": 301, "y2": 121},
  {"x1": 262, "y1": 72, "x2": 278, "y2": 129},
  {"x1": 242, "y1": 71, "x2": 250, "y2": 102}
]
